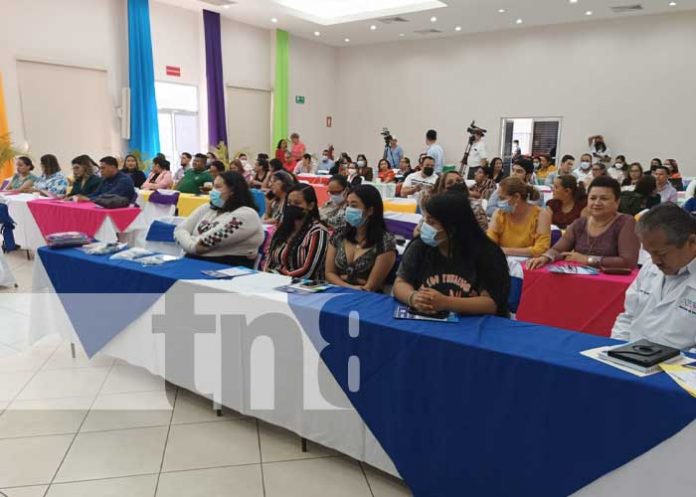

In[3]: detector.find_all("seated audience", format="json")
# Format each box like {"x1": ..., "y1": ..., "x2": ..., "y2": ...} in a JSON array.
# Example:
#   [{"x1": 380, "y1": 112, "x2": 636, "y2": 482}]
[
  {"x1": 174, "y1": 172, "x2": 264, "y2": 268},
  {"x1": 68, "y1": 155, "x2": 101, "y2": 197},
  {"x1": 534, "y1": 154, "x2": 556, "y2": 185},
  {"x1": 544, "y1": 154, "x2": 575, "y2": 186},
  {"x1": 664, "y1": 159, "x2": 685, "y2": 191},
  {"x1": 356, "y1": 154, "x2": 374, "y2": 182},
  {"x1": 395, "y1": 157, "x2": 413, "y2": 183},
  {"x1": 591, "y1": 162, "x2": 607, "y2": 180},
  {"x1": 176, "y1": 153, "x2": 213, "y2": 194},
  {"x1": 528, "y1": 176, "x2": 640, "y2": 270},
  {"x1": 325, "y1": 185, "x2": 396, "y2": 292},
  {"x1": 250, "y1": 157, "x2": 270, "y2": 189},
  {"x1": 141, "y1": 157, "x2": 174, "y2": 191},
  {"x1": 649, "y1": 157, "x2": 662, "y2": 173},
  {"x1": 546, "y1": 175, "x2": 587, "y2": 229},
  {"x1": 122, "y1": 154, "x2": 146, "y2": 188},
  {"x1": 319, "y1": 175, "x2": 350, "y2": 231},
  {"x1": 294, "y1": 153, "x2": 316, "y2": 175},
  {"x1": 574, "y1": 153, "x2": 594, "y2": 187},
  {"x1": 263, "y1": 170, "x2": 295, "y2": 224},
  {"x1": 490, "y1": 157, "x2": 506, "y2": 183},
  {"x1": 33, "y1": 154, "x2": 68, "y2": 197},
  {"x1": 486, "y1": 158, "x2": 544, "y2": 217},
  {"x1": 377, "y1": 159, "x2": 396, "y2": 183},
  {"x1": 654, "y1": 164, "x2": 678, "y2": 203},
  {"x1": 346, "y1": 162, "x2": 363, "y2": 187},
  {"x1": 487, "y1": 177, "x2": 551, "y2": 257},
  {"x1": 469, "y1": 166, "x2": 496, "y2": 200},
  {"x1": 264, "y1": 183, "x2": 329, "y2": 279},
  {"x1": 206, "y1": 152, "x2": 218, "y2": 165},
  {"x1": 3, "y1": 156, "x2": 37, "y2": 192},
  {"x1": 619, "y1": 174, "x2": 661, "y2": 216},
  {"x1": 401, "y1": 156, "x2": 438, "y2": 198},
  {"x1": 275, "y1": 139, "x2": 288, "y2": 164},
  {"x1": 78, "y1": 156, "x2": 137, "y2": 204},
  {"x1": 317, "y1": 149, "x2": 334, "y2": 173},
  {"x1": 611, "y1": 204, "x2": 696, "y2": 350},
  {"x1": 208, "y1": 160, "x2": 225, "y2": 180},
  {"x1": 621, "y1": 162, "x2": 643, "y2": 190},
  {"x1": 608, "y1": 155, "x2": 628, "y2": 183},
  {"x1": 173, "y1": 153, "x2": 192, "y2": 184},
  {"x1": 393, "y1": 191, "x2": 509, "y2": 317}
]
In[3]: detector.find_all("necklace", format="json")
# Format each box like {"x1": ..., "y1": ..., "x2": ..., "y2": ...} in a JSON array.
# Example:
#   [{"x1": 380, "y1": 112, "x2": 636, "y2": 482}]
[{"x1": 585, "y1": 214, "x2": 617, "y2": 255}]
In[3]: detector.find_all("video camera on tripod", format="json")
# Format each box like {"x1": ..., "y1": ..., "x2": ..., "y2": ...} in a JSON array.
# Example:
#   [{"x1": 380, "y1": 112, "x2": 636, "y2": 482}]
[{"x1": 460, "y1": 121, "x2": 487, "y2": 172}]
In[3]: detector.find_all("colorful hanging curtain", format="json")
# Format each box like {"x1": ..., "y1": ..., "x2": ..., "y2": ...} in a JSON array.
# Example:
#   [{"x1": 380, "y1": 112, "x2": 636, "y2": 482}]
[
  {"x1": 273, "y1": 30, "x2": 289, "y2": 149},
  {"x1": 0, "y1": 73, "x2": 15, "y2": 180},
  {"x1": 128, "y1": 0, "x2": 160, "y2": 161},
  {"x1": 203, "y1": 10, "x2": 228, "y2": 148}
]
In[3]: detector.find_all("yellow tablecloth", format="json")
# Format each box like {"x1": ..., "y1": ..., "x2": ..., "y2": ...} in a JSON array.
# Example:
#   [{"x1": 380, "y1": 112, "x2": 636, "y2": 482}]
[
  {"x1": 138, "y1": 190, "x2": 209, "y2": 217},
  {"x1": 383, "y1": 199, "x2": 418, "y2": 214}
]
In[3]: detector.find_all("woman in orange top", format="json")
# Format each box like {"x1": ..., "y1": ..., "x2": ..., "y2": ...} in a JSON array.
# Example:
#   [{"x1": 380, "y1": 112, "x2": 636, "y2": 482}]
[
  {"x1": 487, "y1": 177, "x2": 551, "y2": 257},
  {"x1": 377, "y1": 159, "x2": 396, "y2": 183}
]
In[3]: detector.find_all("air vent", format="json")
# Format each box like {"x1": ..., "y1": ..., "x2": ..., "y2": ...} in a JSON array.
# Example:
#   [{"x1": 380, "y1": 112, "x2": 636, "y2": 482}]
[
  {"x1": 378, "y1": 16, "x2": 410, "y2": 24},
  {"x1": 199, "y1": 0, "x2": 237, "y2": 6},
  {"x1": 413, "y1": 28, "x2": 443, "y2": 35},
  {"x1": 610, "y1": 4, "x2": 644, "y2": 13}
]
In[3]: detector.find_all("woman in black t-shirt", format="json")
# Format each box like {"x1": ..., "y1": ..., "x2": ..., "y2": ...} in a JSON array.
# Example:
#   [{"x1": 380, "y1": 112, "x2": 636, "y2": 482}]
[{"x1": 393, "y1": 191, "x2": 510, "y2": 316}]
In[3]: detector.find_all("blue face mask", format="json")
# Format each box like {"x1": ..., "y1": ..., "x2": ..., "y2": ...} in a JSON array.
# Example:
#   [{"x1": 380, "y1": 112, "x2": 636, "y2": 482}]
[
  {"x1": 498, "y1": 199, "x2": 514, "y2": 214},
  {"x1": 345, "y1": 206, "x2": 365, "y2": 227},
  {"x1": 210, "y1": 190, "x2": 225, "y2": 208},
  {"x1": 420, "y1": 221, "x2": 442, "y2": 247}
]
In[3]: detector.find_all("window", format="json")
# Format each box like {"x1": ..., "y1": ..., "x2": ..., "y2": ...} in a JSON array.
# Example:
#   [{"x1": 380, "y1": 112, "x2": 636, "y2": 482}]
[
  {"x1": 155, "y1": 82, "x2": 200, "y2": 173},
  {"x1": 500, "y1": 117, "x2": 562, "y2": 165}
]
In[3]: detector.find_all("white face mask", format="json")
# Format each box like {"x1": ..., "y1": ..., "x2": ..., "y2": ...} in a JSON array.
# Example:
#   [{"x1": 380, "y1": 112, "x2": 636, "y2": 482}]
[
  {"x1": 614, "y1": 163, "x2": 623, "y2": 169},
  {"x1": 322, "y1": 155, "x2": 329, "y2": 161},
  {"x1": 357, "y1": 161, "x2": 366, "y2": 168},
  {"x1": 580, "y1": 161, "x2": 591, "y2": 170}
]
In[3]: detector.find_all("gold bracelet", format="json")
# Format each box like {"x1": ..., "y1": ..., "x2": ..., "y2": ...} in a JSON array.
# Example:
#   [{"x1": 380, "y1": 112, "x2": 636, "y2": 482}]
[{"x1": 407, "y1": 291, "x2": 417, "y2": 307}]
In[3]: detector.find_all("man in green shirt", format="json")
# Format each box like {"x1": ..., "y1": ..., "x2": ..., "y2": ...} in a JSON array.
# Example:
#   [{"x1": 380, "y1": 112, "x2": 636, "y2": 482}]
[{"x1": 176, "y1": 153, "x2": 212, "y2": 194}]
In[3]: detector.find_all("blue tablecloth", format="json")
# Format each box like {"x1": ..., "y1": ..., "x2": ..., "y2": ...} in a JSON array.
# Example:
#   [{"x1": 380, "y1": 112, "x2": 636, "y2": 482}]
[{"x1": 37, "y1": 247, "x2": 696, "y2": 497}]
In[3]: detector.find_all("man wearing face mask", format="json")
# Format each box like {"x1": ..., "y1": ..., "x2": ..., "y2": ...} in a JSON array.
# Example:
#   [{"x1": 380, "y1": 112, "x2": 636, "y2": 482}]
[
  {"x1": 319, "y1": 175, "x2": 350, "y2": 231},
  {"x1": 588, "y1": 135, "x2": 612, "y2": 164},
  {"x1": 317, "y1": 149, "x2": 335, "y2": 173},
  {"x1": 424, "y1": 129, "x2": 445, "y2": 173},
  {"x1": 574, "y1": 153, "x2": 594, "y2": 188},
  {"x1": 401, "y1": 156, "x2": 438, "y2": 198}
]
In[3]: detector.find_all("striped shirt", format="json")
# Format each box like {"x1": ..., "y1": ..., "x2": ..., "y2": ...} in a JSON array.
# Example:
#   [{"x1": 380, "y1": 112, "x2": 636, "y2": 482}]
[{"x1": 264, "y1": 220, "x2": 329, "y2": 280}]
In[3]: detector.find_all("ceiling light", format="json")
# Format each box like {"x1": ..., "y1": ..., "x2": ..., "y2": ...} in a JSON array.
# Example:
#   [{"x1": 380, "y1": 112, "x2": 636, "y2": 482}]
[
  {"x1": 223, "y1": 5, "x2": 230, "y2": 9},
  {"x1": 585, "y1": 10, "x2": 593, "y2": 15},
  {"x1": 314, "y1": 31, "x2": 321, "y2": 36},
  {"x1": 516, "y1": 18, "x2": 523, "y2": 24},
  {"x1": 569, "y1": 0, "x2": 579, "y2": 4},
  {"x1": 370, "y1": 24, "x2": 377, "y2": 30},
  {"x1": 399, "y1": 33, "x2": 405, "y2": 37},
  {"x1": 430, "y1": 16, "x2": 437, "y2": 22},
  {"x1": 498, "y1": 8, "x2": 506, "y2": 13},
  {"x1": 455, "y1": 26, "x2": 462, "y2": 31},
  {"x1": 344, "y1": 38, "x2": 350, "y2": 42},
  {"x1": 271, "y1": 17, "x2": 278, "y2": 23},
  {"x1": 669, "y1": 1, "x2": 677, "y2": 5}
]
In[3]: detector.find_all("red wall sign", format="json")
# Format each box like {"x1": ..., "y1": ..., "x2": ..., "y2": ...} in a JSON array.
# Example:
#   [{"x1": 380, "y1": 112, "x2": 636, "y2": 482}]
[{"x1": 166, "y1": 65, "x2": 181, "y2": 77}]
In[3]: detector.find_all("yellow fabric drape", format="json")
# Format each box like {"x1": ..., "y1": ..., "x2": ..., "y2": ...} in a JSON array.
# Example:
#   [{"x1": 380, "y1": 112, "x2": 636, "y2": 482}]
[{"x1": 0, "y1": 73, "x2": 15, "y2": 180}]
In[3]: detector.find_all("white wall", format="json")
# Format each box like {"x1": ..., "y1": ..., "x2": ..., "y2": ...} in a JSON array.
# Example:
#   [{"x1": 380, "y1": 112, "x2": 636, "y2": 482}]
[
  {"x1": 289, "y1": 36, "x2": 339, "y2": 158},
  {"x1": 335, "y1": 12, "x2": 696, "y2": 175},
  {"x1": 0, "y1": 0, "x2": 127, "y2": 160}
]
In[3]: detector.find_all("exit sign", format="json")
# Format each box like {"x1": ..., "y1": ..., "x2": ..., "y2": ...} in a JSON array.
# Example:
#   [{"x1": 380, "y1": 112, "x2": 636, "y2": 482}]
[
  {"x1": 295, "y1": 95, "x2": 305, "y2": 105},
  {"x1": 166, "y1": 65, "x2": 181, "y2": 77}
]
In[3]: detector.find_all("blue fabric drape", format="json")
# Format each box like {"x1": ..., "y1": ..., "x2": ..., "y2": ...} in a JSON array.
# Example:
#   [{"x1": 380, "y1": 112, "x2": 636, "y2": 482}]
[
  {"x1": 203, "y1": 10, "x2": 228, "y2": 148},
  {"x1": 128, "y1": 0, "x2": 160, "y2": 161}
]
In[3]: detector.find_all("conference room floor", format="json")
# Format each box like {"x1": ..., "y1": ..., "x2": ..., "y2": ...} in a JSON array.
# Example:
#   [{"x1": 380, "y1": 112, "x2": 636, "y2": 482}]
[{"x1": 0, "y1": 251, "x2": 411, "y2": 497}]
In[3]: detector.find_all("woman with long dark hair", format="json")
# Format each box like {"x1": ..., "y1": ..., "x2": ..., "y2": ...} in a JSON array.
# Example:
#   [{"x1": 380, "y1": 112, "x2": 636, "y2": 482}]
[
  {"x1": 546, "y1": 175, "x2": 587, "y2": 229},
  {"x1": 141, "y1": 157, "x2": 174, "y2": 190},
  {"x1": 325, "y1": 185, "x2": 396, "y2": 292},
  {"x1": 122, "y1": 154, "x2": 146, "y2": 188},
  {"x1": 320, "y1": 174, "x2": 350, "y2": 231},
  {"x1": 490, "y1": 157, "x2": 506, "y2": 183},
  {"x1": 3, "y1": 156, "x2": 37, "y2": 192},
  {"x1": 263, "y1": 170, "x2": 295, "y2": 225},
  {"x1": 622, "y1": 162, "x2": 643, "y2": 190},
  {"x1": 394, "y1": 191, "x2": 510, "y2": 316},
  {"x1": 174, "y1": 171, "x2": 264, "y2": 268},
  {"x1": 33, "y1": 154, "x2": 68, "y2": 197},
  {"x1": 264, "y1": 183, "x2": 329, "y2": 280}
]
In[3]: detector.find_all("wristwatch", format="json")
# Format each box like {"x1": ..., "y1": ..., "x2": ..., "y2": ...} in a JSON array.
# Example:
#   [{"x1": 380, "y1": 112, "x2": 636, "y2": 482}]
[{"x1": 588, "y1": 256, "x2": 603, "y2": 267}]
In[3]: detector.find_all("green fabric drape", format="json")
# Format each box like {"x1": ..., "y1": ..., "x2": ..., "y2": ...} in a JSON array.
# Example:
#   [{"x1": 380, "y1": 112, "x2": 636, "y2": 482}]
[{"x1": 273, "y1": 30, "x2": 289, "y2": 150}]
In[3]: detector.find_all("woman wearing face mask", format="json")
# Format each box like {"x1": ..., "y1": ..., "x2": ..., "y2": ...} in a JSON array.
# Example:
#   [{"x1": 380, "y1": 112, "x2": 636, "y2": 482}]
[
  {"x1": 320, "y1": 175, "x2": 350, "y2": 231},
  {"x1": 394, "y1": 191, "x2": 510, "y2": 317},
  {"x1": 264, "y1": 183, "x2": 329, "y2": 280},
  {"x1": 621, "y1": 163, "x2": 643, "y2": 190},
  {"x1": 174, "y1": 171, "x2": 264, "y2": 268},
  {"x1": 346, "y1": 162, "x2": 363, "y2": 187},
  {"x1": 263, "y1": 171, "x2": 295, "y2": 225},
  {"x1": 356, "y1": 154, "x2": 373, "y2": 182},
  {"x1": 487, "y1": 177, "x2": 552, "y2": 257},
  {"x1": 325, "y1": 185, "x2": 396, "y2": 292},
  {"x1": 608, "y1": 155, "x2": 628, "y2": 183},
  {"x1": 377, "y1": 159, "x2": 395, "y2": 183},
  {"x1": 527, "y1": 176, "x2": 640, "y2": 270}
]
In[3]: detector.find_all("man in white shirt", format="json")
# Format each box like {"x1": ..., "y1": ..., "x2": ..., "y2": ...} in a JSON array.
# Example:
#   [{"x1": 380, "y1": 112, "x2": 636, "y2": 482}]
[
  {"x1": 588, "y1": 135, "x2": 611, "y2": 164},
  {"x1": 574, "y1": 153, "x2": 594, "y2": 188},
  {"x1": 401, "y1": 156, "x2": 438, "y2": 199},
  {"x1": 464, "y1": 130, "x2": 488, "y2": 179},
  {"x1": 611, "y1": 204, "x2": 696, "y2": 350},
  {"x1": 654, "y1": 165, "x2": 678, "y2": 203},
  {"x1": 424, "y1": 130, "x2": 445, "y2": 173}
]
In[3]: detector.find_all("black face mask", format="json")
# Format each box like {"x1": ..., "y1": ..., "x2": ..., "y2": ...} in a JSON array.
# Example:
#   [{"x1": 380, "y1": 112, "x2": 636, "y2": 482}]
[
  {"x1": 423, "y1": 167, "x2": 434, "y2": 177},
  {"x1": 284, "y1": 205, "x2": 306, "y2": 222}
]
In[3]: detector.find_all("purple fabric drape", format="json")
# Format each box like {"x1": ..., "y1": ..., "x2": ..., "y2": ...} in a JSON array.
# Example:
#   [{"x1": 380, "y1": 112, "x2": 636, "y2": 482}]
[{"x1": 203, "y1": 10, "x2": 227, "y2": 147}]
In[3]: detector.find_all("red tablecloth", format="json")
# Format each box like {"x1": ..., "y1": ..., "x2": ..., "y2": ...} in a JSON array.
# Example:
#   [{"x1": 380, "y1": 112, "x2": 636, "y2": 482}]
[
  {"x1": 298, "y1": 174, "x2": 331, "y2": 186},
  {"x1": 27, "y1": 199, "x2": 141, "y2": 239},
  {"x1": 310, "y1": 184, "x2": 329, "y2": 206},
  {"x1": 516, "y1": 263, "x2": 639, "y2": 337}
]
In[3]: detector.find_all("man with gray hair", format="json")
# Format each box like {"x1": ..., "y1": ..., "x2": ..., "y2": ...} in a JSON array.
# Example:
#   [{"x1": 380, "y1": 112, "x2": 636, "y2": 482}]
[{"x1": 611, "y1": 204, "x2": 696, "y2": 349}]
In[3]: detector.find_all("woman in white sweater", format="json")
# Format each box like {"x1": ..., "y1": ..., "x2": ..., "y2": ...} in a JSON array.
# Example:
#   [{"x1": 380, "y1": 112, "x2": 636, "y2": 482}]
[{"x1": 174, "y1": 171, "x2": 265, "y2": 267}]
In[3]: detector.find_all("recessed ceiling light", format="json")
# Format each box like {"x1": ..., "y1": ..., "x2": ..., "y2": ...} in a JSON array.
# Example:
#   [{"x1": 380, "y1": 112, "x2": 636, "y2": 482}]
[
  {"x1": 430, "y1": 16, "x2": 437, "y2": 22},
  {"x1": 314, "y1": 31, "x2": 321, "y2": 36},
  {"x1": 669, "y1": 1, "x2": 677, "y2": 5},
  {"x1": 455, "y1": 26, "x2": 462, "y2": 31},
  {"x1": 516, "y1": 18, "x2": 523, "y2": 24},
  {"x1": 370, "y1": 24, "x2": 377, "y2": 30},
  {"x1": 399, "y1": 33, "x2": 405, "y2": 37},
  {"x1": 498, "y1": 8, "x2": 506, "y2": 13},
  {"x1": 274, "y1": 0, "x2": 447, "y2": 25},
  {"x1": 223, "y1": 4, "x2": 230, "y2": 9},
  {"x1": 569, "y1": 0, "x2": 579, "y2": 4},
  {"x1": 271, "y1": 17, "x2": 278, "y2": 23},
  {"x1": 585, "y1": 10, "x2": 593, "y2": 15},
  {"x1": 344, "y1": 37, "x2": 350, "y2": 42}
]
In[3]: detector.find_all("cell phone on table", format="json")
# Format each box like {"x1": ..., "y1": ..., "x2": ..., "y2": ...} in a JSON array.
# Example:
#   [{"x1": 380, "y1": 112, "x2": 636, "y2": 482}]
[
  {"x1": 601, "y1": 267, "x2": 632, "y2": 275},
  {"x1": 408, "y1": 307, "x2": 449, "y2": 320}
]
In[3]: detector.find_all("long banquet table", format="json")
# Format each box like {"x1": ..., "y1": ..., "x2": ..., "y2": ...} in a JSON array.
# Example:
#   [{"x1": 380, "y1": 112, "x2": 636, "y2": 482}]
[{"x1": 30, "y1": 247, "x2": 696, "y2": 497}]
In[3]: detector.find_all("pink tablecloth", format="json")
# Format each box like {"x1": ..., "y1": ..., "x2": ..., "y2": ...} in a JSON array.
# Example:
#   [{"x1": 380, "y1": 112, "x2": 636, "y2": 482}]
[
  {"x1": 516, "y1": 263, "x2": 639, "y2": 337},
  {"x1": 298, "y1": 174, "x2": 331, "y2": 186},
  {"x1": 305, "y1": 184, "x2": 329, "y2": 206},
  {"x1": 27, "y1": 199, "x2": 141, "y2": 239}
]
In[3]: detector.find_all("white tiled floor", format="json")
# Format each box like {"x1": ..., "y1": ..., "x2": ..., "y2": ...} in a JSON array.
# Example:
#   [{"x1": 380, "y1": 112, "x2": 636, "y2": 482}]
[{"x1": 0, "y1": 251, "x2": 412, "y2": 497}]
